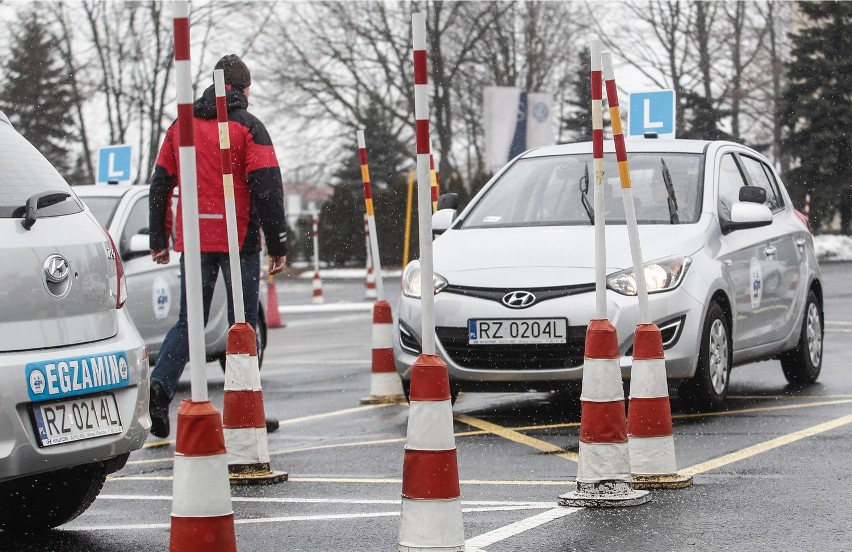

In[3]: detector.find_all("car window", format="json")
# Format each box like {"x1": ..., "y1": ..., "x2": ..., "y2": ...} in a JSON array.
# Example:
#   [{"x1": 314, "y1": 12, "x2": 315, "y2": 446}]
[
  {"x1": 461, "y1": 152, "x2": 704, "y2": 229},
  {"x1": 717, "y1": 153, "x2": 748, "y2": 219},
  {"x1": 739, "y1": 155, "x2": 783, "y2": 211},
  {"x1": 0, "y1": 124, "x2": 83, "y2": 218},
  {"x1": 121, "y1": 196, "x2": 150, "y2": 257},
  {"x1": 81, "y1": 196, "x2": 121, "y2": 227}
]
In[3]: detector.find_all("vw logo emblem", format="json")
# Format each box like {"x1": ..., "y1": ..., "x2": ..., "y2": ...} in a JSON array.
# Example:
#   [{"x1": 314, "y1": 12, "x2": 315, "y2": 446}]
[
  {"x1": 501, "y1": 291, "x2": 536, "y2": 309},
  {"x1": 44, "y1": 255, "x2": 70, "y2": 283}
]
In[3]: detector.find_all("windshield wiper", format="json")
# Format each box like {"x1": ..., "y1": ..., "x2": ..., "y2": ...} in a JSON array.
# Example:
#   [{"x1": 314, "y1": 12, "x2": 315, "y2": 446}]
[
  {"x1": 18, "y1": 190, "x2": 72, "y2": 230},
  {"x1": 660, "y1": 158, "x2": 679, "y2": 224},
  {"x1": 579, "y1": 163, "x2": 594, "y2": 225}
]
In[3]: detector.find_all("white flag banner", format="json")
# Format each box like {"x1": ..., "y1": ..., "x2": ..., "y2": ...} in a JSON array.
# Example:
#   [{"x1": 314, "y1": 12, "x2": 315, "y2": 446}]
[
  {"x1": 483, "y1": 86, "x2": 523, "y2": 174},
  {"x1": 526, "y1": 92, "x2": 555, "y2": 149}
]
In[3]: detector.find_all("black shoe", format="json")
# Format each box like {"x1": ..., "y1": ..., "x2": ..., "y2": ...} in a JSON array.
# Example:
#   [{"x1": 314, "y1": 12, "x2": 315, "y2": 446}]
[
  {"x1": 265, "y1": 417, "x2": 279, "y2": 433},
  {"x1": 149, "y1": 381, "x2": 171, "y2": 438}
]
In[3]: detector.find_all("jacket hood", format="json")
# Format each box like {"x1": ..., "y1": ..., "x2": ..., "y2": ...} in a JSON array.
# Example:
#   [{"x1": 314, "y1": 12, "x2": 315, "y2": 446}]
[{"x1": 193, "y1": 84, "x2": 248, "y2": 120}]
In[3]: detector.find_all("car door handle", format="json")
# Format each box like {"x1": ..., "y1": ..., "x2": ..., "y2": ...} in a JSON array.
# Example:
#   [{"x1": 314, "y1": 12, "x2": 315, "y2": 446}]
[
  {"x1": 764, "y1": 245, "x2": 777, "y2": 258},
  {"x1": 796, "y1": 238, "x2": 806, "y2": 249}
]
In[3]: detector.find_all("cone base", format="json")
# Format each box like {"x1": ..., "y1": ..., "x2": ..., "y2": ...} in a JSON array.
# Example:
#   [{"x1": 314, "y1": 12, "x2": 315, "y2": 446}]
[
  {"x1": 360, "y1": 394, "x2": 407, "y2": 405},
  {"x1": 632, "y1": 473, "x2": 694, "y2": 490},
  {"x1": 398, "y1": 545, "x2": 465, "y2": 552},
  {"x1": 229, "y1": 469, "x2": 288, "y2": 486},
  {"x1": 559, "y1": 480, "x2": 650, "y2": 508}
]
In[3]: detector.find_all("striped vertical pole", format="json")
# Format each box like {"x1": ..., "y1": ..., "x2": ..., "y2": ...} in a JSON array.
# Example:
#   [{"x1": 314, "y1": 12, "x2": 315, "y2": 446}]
[
  {"x1": 430, "y1": 153, "x2": 439, "y2": 212},
  {"x1": 363, "y1": 215, "x2": 377, "y2": 300},
  {"x1": 403, "y1": 168, "x2": 415, "y2": 267},
  {"x1": 602, "y1": 52, "x2": 649, "y2": 325},
  {"x1": 169, "y1": 3, "x2": 236, "y2": 550},
  {"x1": 398, "y1": 13, "x2": 464, "y2": 551},
  {"x1": 358, "y1": 130, "x2": 405, "y2": 405},
  {"x1": 214, "y1": 70, "x2": 285, "y2": 486},
  {"x1": 590, "y1": 39, "x2": 607, "y2": 320},
  {"x1": 805, "y1": 193, "x2": 811, "y2": 223},
  {"x1": 311, "y1": 212, "x2": 323, "y2": 304}
]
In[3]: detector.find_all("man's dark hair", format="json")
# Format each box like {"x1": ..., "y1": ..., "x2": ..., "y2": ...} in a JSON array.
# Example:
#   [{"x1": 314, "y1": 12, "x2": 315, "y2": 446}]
[{"x1": 215, "y1": 54, "x2": 251, "y2": 89}]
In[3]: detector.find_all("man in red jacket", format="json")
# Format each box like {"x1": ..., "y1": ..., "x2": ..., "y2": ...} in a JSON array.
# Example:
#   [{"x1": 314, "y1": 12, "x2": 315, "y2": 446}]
[{"x1": 147, "y1": 55, "x2": 287, "y2": 438}]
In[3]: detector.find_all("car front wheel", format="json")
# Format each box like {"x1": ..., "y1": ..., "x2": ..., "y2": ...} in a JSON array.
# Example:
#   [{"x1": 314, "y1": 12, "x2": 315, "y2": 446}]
[
  {"x1": 679, "y1": 302, "x2": 731, "y2": 411},
  {"x1": 780, "y1": 290, "x2": 823, "y2": 384},
  {"x1": 0, "y1": 462, "x2": 106, "y2": 532}
]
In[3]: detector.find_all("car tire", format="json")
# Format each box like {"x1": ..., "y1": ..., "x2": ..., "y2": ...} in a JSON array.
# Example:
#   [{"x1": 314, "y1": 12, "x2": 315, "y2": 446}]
[
  {"x1": 219, "y1": 301, "x2": 267, "y2": 372},
  {"x1": 780, "y1": 290, "x2": 823, "y2": 384},
  {"x1": 679, "y1": 302, "x2": 731, "y2": 411},
  {"x1": 0, "y1": 462, "x2": 106, "y2": 532}
]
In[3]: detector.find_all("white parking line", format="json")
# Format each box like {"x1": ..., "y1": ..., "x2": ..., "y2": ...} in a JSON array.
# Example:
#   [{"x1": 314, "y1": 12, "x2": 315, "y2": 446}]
[{"x1": 464, "y1": 507, "x2": 581, "y2": 551}]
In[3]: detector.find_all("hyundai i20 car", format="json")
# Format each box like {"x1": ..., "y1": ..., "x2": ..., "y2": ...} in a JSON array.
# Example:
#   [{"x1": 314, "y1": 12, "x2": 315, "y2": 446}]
[
  {"x1": 393, "y1": 138, "x2": 822, "y2": 409},
  {"x1": 0, "y1": 113, "x2": 149, "y2": 531}
]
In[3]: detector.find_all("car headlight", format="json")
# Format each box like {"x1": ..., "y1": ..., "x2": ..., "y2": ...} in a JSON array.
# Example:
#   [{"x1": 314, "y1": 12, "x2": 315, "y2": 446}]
[
  {"x1": 606, "y1": 256, "x2": 691, "y2": 296},
  {"x1": 402, "y1": 260, "x2": 448, "y2": 298}
]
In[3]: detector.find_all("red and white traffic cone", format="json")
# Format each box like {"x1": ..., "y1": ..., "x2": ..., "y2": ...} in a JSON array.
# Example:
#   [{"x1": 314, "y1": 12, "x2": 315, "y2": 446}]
[
  {"x1": 170, "y1": 400, "x2": 236, "y2": 552},
  {"x1": 223, "y1": 323, "x2": 286, "y2": 485},
  {"x1": 398, "y1": 354, "x2": 465, "y2": 551},
  {"x1": 311, "y1": 270, "x2": 324, "y2": 304},
  {"x1": 265, "y1": 274, "x2": 283, "y2": 328},
  {"x1": 360, "y1": 300, "x2": 406, "y2": 405},
  {"x1": 559, "y1": 319, "x2": 650, "y2": 507},
  {"x1": 628, "y1": 324, "x2": 693, "y2": 489}
]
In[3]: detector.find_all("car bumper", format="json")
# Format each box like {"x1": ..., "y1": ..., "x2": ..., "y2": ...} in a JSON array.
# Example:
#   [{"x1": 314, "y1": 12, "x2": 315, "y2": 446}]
[
  {"x1": 0, "y1": 309, "x2": 149, "y2": 482},
  {"x1": 393, "y1": 286, "x2": 703, "y2": 392}
]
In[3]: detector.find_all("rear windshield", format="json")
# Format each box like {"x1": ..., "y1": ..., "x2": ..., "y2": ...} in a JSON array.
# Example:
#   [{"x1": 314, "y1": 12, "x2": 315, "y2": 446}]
[
  {"x1": 80, "y1": 196, "x2": 121, "y2": 227},
  {"x1": 461, "y1": 152, "x2": 704, "y2": 229},
  {"x1": 0, "y1": 122, "x2": 82, "y2": 218}
]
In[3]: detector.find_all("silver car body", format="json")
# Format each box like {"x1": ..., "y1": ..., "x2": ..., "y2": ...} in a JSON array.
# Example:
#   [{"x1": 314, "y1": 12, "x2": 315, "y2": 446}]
[
  {"x1": 0, "y1": 118, "x2": 148, "y2": 484},
  {"x1": 75, "y1": 185, "x2": 231, "y2": 363},
  {"x1": 393, "y1": 139, "x2": 820, "y2": 393}
]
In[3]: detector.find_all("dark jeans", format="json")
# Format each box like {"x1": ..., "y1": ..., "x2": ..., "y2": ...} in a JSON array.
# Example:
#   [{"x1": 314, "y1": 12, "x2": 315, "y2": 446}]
[{"x1": 151, "y1": 251, "x2": 260, "y2": 399}]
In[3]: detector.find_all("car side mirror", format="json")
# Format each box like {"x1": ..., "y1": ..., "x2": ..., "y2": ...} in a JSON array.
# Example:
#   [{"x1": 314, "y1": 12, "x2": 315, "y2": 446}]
[
  {"x1": 739, "y1": 185, "x2": 766, "y2": 204},
  {"x1": 437, "y1": 192, "x2": 459, "y2": 211},
  {"x1": 128, "y1": 233, "x2": 151, "y2": 254},
  {"x1": 432, "y1": 208, "x2": 456, "y2": 237},
  {"x1": 721, "y1": 202, "x2": 773, "y2": 234}
]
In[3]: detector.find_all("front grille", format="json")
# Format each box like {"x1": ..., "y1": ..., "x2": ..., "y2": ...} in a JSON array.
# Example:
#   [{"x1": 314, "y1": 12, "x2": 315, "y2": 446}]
[
  {"x1": 442, "y1": 282, "x2": 595, "y2": 308},
  {"x1": 436, "y1": 326, "x2": 587, "y2": 370}
]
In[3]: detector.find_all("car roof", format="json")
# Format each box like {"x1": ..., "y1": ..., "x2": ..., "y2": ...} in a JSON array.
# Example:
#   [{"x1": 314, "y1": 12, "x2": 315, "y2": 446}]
[
  {"x1": 73, "y1": 184, "x2": 144, "y2": 197},
  {"x1": 523, "y1": 138, "x2": 722, "y2": 158}
]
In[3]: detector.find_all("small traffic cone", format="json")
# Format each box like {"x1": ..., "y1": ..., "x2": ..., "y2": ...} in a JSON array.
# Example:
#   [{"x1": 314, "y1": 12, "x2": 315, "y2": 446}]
[
  {"x1": 265, "y1": 274, "x2": 283, "y2": 328},
  {"x1": 360, "y1": 300, "x2": 406, "y2": 405},
  {"x1": 170, "y1": 400, "x2": 237, "y2": 552},
  {"x1": 559, "y1": 319, "x2": 650, "y2": 507},
  {"x1": 628, "y1": 323, "x2": 693, "y2": 490},
  {"x1": 311, "y1": 270, "x2": 324, "y2": 304},
  {"x1": 398, "y1": 355, "x2": 465, "y2": 551},
  {"x1": 222, "y1": 323, "x2": 287, "y2": 485}
]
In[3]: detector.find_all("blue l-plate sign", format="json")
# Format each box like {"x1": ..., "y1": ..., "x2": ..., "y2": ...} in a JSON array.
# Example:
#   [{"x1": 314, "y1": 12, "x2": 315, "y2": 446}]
[
  {"x1": 97, "y1": 145, "x2": 132, "y2": 184},
  {"x1": 628, "y1": 90, "x2": 676, "y2": 138}
]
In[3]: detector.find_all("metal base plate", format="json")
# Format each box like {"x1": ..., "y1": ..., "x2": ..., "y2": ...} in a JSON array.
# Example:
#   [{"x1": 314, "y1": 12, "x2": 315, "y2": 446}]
[
  {"x1": 632, "y1": 473, "x2": 694, "y2": 490},
  {"x1": 229, "y1": 467, "x2": 288, "y2": 486},
  {"x1": 559, "y1": 480, "x2": 651, "y2": 508},
  {"x1": 360, "y1": 395, "x2": 408, "y2": 405}
]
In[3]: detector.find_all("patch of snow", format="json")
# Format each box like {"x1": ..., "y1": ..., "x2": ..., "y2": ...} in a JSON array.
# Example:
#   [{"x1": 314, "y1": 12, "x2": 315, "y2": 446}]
[{"x1": 813, "y1": 234, "x2": 852, "y2": 262}]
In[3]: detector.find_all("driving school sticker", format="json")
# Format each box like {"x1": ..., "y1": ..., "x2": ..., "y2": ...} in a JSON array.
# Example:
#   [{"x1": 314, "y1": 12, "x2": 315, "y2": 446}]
[
  {"x1": 750, "y1": 257, "x2": 762, "y2": 309},
  {"x1": 153, "y1": 277, "x2": 171, "y2": 319}
]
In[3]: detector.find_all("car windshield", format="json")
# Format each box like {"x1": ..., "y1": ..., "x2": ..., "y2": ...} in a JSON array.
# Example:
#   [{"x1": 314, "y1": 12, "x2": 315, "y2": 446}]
[
  {"x1": 460, "y1": 152, "x2": 704, "y2": 229},
  {"x1": 80, "y1": 196, "x2": 122, "y2": 227},
  {"x1": 0, "y1": 124, "x2": 82, "y2": 218}
]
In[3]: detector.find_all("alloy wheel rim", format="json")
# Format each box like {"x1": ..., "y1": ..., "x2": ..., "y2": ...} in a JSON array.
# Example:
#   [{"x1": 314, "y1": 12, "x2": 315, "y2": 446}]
[
  {"x1": 806, "y1": 303, "x2": 822, "y2": 368},
  {"x1": 708, "y1": 319, "x2": 729, "y2": 395}
]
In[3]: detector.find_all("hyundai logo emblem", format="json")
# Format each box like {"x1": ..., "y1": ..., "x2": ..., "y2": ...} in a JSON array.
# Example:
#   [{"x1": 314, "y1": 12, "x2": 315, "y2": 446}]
[
  {"x1": 501, "y1": 291, "x2": 536, "y2": 309},
  {"x1": 44, "y1": 255, "x2": 70, "y2": 283}
]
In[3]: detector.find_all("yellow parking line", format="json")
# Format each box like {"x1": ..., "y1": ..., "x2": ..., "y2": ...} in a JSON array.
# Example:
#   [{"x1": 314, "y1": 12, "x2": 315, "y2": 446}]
[
  {"x1": 672, "y1": 398, "x2": 852, "y2": 420},
  {"x1": 107, "y1": 475, "x2": 569, "y2": 486},
  {"x1": 681, "y1": 412, "x2": 852, "y2": 477},
  {"x1": 142, "y1": 439, "x2": 173, "y2": 449},
  {"x1": 454, "y1": 414, "x2": 579, "y2": 462},
  {"x1": 728, "y1": 394, "x2": 852, "y2": 400}
]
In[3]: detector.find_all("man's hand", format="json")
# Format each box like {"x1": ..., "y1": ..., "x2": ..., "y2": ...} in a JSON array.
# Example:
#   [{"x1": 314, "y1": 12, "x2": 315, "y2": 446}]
[
  {"x1": 152, "y1": 248, "x2": 170, "y2": 265},
  {"x1": 268, "y1": 255, "x2": 286, "y2": 276}
]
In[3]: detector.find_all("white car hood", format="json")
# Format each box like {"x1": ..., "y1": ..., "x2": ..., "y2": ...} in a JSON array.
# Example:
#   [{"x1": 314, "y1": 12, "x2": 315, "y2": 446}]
[{"x1": 433, "y1": 223, "x2": 706, "y2": 288}]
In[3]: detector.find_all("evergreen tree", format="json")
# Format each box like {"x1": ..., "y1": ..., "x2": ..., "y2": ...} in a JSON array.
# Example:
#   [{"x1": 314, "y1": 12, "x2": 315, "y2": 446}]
[
  {"x1": 680, "y1": 93, "x2": 732, "y2": 141},
  {"x1": 560, "y1": 47, "x2": 607, "y2": 143},
  {"x1": 0, "y1": 10, "x2": 75, "y2": 176},
  {"x1": 782, "y1": 1, "x2": 852, "y2": 233}
]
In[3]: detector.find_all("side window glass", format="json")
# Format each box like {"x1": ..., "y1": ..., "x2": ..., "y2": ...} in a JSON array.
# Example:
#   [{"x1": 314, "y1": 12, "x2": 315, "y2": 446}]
[
  {"x1": 121, "y1": 197, "x2": 150, "y2": 257},
  {"x1": 740, "y1": 156, "x2": 781, "y2": 211},
  {"x1": 717, "y1": 154, "x2": 747, "y2": 219}
]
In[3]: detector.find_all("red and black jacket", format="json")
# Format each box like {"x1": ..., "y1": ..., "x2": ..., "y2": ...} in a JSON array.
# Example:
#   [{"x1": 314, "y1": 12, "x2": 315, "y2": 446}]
[{"x1": 149, "y1": 85, "x2": 287, "y2": 257}]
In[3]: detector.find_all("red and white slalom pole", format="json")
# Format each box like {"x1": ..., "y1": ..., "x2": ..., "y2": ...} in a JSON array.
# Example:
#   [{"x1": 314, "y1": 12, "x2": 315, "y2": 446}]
[
  {"x1": 601, "y1": 51, "x2": 690, "y2": 490},
  {"x1": 169, "y1": 3, "x2": 236, "y2": 549},
  {"x1": 363, "y1": 214, "x2": 377, "y2": 300},
  {"x1": 398, "y1": 13, "x2": 464, "y2": 551},
  {"x1": 805, "y1": 193, "x2": 811, "y2": 224},
  {"x1": 357, "y1": 130, "x2": 405, "y2": 405},
  {"x1": 559, "y1": 39, "x2": 649, "y2": 509},
  {"x1": 430, "y1": 153, "x2": 439, "y2": 213},
  {"x1": 214, "y1": 69, "x2": 285, "y2": 486},
  {"x1": 311, "y1": 212, "x2": 323, "y2": 304}
]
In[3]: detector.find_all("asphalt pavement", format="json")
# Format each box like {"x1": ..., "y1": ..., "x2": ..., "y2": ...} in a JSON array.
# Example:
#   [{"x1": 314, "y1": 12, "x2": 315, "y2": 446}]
[{"x1": 2, "y1": 267, "x2": 852, "y2": 551}]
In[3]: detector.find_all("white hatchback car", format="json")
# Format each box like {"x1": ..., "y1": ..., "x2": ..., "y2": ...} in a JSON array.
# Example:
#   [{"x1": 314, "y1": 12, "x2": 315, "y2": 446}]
[{"x1": 394, "y1": 138, "x2": 823, "y2": 409}]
